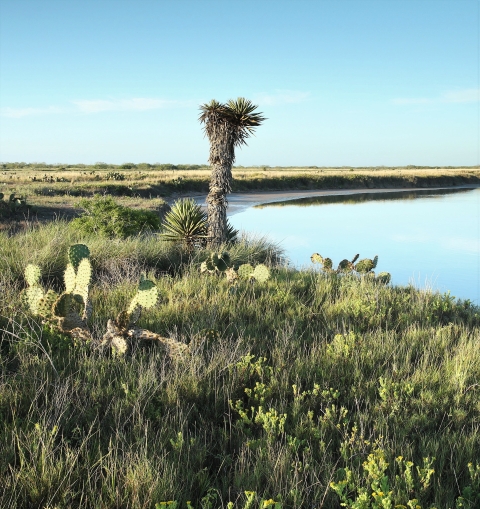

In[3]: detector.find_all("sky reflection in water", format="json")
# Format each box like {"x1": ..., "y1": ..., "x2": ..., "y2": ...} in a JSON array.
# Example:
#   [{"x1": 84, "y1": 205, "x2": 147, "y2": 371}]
[{"x1": 229, "y1": 187, "x2": 480, "y2": 303}]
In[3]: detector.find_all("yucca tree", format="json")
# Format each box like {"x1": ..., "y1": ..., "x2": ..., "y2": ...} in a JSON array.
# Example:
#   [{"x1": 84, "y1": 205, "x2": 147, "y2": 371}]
[{"x1": 199, "y1": 97, "x2": 265, "y2": 246}]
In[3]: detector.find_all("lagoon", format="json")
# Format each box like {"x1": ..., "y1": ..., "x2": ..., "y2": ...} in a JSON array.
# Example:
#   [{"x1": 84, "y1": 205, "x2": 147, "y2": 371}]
[{"x1": 227, "y1": 187, "x2": 480, "y2": 303}]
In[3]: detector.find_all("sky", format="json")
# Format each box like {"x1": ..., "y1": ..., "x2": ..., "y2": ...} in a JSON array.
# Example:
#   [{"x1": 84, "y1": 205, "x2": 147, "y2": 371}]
[{"x1": 0, "y1": 0, "x2": 479, "y2": 166}]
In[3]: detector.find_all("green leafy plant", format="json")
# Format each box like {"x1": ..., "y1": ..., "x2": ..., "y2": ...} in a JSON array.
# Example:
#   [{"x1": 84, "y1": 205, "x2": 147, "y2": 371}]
[
  {"x1": 330, "y1": 448, "x2": 435, "y2": 509},
  {"x1": 70, "y1": 195, "x2": 161, "y2": 238}
]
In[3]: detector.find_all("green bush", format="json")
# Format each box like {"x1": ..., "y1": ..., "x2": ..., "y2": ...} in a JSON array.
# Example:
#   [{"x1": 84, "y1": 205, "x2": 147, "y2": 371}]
[{"x1": 70, "y1": 196, "x2": 161, "y2": 238}]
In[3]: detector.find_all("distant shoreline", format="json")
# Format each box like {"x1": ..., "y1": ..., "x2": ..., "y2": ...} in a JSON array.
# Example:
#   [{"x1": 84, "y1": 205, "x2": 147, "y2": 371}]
[{"x1": 185, "y1": 184, "x2": 480, "y2": 215}]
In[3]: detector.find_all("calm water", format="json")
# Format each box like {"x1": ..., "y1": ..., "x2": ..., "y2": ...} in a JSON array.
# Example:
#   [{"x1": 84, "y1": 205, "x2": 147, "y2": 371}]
[{"x1": 229, "y1": 187, "x2": 480, "y2": 303}]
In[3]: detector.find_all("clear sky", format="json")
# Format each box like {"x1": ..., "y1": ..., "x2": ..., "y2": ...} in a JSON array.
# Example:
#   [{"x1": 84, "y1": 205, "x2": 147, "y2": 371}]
[{"x1": 0, "y1": 0, "x2": 478, "y2": 166}]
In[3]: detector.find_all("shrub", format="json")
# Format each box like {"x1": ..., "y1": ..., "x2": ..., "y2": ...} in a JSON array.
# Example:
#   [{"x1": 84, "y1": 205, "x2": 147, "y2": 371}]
[
  {"x1": 160, "y1": 198, "x2": 208, "y2": 249},
  {"x1": 70, "y1": 196, "x2": 161, "y2": 238}
]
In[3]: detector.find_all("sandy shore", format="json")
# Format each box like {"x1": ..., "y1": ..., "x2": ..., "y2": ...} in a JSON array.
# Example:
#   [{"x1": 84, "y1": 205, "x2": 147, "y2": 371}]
[{"x1": 186, "y1": 185, "x2": 480, "y2": 216}]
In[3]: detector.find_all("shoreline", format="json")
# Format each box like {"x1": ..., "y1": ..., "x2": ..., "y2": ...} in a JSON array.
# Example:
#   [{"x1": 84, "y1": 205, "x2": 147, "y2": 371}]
[{"x1": 184, "y1": 184, "x2": 480, "y2": 215}]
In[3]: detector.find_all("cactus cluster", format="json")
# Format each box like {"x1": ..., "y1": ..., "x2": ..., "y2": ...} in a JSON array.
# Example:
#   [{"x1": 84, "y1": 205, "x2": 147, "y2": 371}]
[
  {"x1": 200, "y1": 252, "x2": 271, "y2": 285},
  {"x1": 23, "y1": 244, "x2": 189, "y2": 360},
  {"x1": 23, "y1": 244, "x2": 93, "y2": 334},
  {"x1": 0, "y1": 192, "x2": 30, "y2": 218},
  {"x1": 311, "y1": 252, "x2": 390, "y2": 284},
  {"x1": 237, "y1": 263, "x2": 271, "y2": 284},
  {"x1": 200, "y1": 252, "x2": 232, "y2": 273}
]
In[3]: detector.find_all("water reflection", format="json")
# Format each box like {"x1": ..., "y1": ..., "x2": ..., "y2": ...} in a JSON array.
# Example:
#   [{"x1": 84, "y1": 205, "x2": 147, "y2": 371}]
[
  {"x1": 230, "y1": 186, "x2": 480, "y2": 303},
  {"x1": 254, "y1": 187, "x2": 474, "y2": 208}
]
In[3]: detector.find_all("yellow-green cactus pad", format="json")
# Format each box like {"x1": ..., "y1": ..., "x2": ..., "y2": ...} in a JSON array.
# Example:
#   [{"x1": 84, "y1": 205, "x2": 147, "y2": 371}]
[
  {"x1": 238, "y1": 264, "x2": 254, "y2": 279},
  {"x1": 25, "y1": 286, "x2": 45, "y2": 315},
  {"x1": 136, "y1": 279, "x2": 158, "y2": 309},
  {"x1": 25, "y1": 264, "x2": 41, "y2": 287},
  {"x1": 75, "y1": 258, "x2": 92, "y2": 291},
  {"x1": 310, "y1": 253, "x2": 323, "y2": 264},
  {"x1": 64, "y1": 264, "x2": 76, "y2": 293},
  {"x1": 252, "y1": 264, "x2": 270, "y2": 283}
]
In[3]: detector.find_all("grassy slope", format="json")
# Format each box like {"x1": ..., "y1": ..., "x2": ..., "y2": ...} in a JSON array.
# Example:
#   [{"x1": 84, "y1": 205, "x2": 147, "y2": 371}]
[{"x1": 0, "y1": 223, "x2": 479, "y2": 508}]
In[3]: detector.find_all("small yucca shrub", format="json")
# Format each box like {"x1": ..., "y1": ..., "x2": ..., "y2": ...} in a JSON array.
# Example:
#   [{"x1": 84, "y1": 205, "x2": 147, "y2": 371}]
[{"x1": 160, "y1": 198, "x2": 208, "y2": 248}]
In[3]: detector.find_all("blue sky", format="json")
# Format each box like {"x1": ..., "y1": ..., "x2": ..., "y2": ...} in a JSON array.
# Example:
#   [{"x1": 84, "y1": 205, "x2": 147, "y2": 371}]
[{"x1": 0, "y1": 0, "x2": 478, "y2": 166}]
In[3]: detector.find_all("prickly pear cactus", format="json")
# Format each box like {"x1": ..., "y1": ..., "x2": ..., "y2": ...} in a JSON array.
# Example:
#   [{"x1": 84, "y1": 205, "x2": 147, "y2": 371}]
[
  {"x1": 68, "y1": 244, "x2": 90, "y2": 270},
  {"x1": 311, "y1": 253, "x2": 323, "y2": 264},
  {"x1": 37, "y1": 289, "x2": 58, "y2": 319},
  {"x1": 25, "y1": 264, "x2": 41, "y2": 287},
  {"x1": 238, "y1": 263, "x2": 254, "y2": 279},
  {"x1": 24, "y1": 285, "x2": 45, "y2": 316},
  {"x1": 337, "y1": 259, "x2": 353, "y2": 272},
  {"x1": 372, "y1": 255, "x2": 378, "y2": 269},
  {"x1": 64, "y1": 264, "x2": 76, "y2": 293},
  {"x1": 322, "y1": 258, "x2": 333, "y2": 271},
  {"x1": 135, "y1": 279, "x2": 158, "y2": 309},
  {"x1": 376, "y1": 272, "x2": 391, "y2": 285},
  {"x1": 355, "y1": 258, "x2": 375, "y2": 273},
  {"x1": 200, "y1": 258, "x2": 215, "y2": 273},
  {"x1": 252, "y1": 264, "x2": 270, "y2": 283},
  {"x1": 201, "y1": 252, "x2": 232, "y2": 273},
  {"x1": 23, "y1": 264, "x2": 46, "y2": 316},
  {"x1": 120, "y1": 277, "x2": 159, "y2": 328},
  {"x1": 75, "y1": 258, "x2": 92, "y2": 293}
]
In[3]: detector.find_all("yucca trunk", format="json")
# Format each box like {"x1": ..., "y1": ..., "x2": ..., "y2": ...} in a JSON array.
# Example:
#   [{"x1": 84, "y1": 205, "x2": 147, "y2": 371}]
[{"x1": 206, "y1": 123, "x2": 234, "y2": 247}]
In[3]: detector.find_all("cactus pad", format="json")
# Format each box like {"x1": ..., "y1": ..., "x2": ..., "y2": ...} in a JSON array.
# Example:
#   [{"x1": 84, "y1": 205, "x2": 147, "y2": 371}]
[
  {"x1": 135, "y1": 279, "x2": 158, "y2": 309},
  {"x1": 37, "y1": 289, "x2": 59, "y2": 318},
  {"x1": 355, "y1": 258, "x2": 375, "y2": 273},
  {"x1": 210, "y1": 253, "x2": 220, "y2": 268},
  {"x1": 311, "y1": 253, "x2": 323, "y2": 264},
  {"x1": 376, "y1": 272, "x2": 391, "y2": 285},
  {"x1": 238, "y1": 263, "x2": 254, "y2": 279},
  {"x1": 64, "y1": 264, "x2": 76, "y2": 292},
  {"x1": 68, "y1": 244, "x2": 90, "y2": 269},
  {"x1": 372, "y1": 255, "x2": 378, "y2": 269},
  {"x1": 322, "y1": 258, "x2": 333, "y2": 270},
  {"x1": 252, "y1": 264, "x2": 270, "y2": 283},
  {"x1": 25, "y1": 264, "x2": 41, "y2": 287},
  {"x1": 25, "y1": 286, "x2": 45, "y2": 315},
  {"x1": 337, "y1": 259, "x2": 353, "y2": 272},
  {"x1": 75, "y1": 258, "x2": 92, "y2": 290},
  {"x1": 221, "y1": 252, "x2": 231, "y2": 266},
  {"x1": 215, "y1": 257, "x2": 229, "y2": 272},
  {"x1": 53, "y1": 293, "x2": 72, "y2": 318}
]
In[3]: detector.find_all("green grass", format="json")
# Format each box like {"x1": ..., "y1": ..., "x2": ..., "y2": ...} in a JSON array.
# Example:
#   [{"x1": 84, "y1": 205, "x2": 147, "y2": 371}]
[{"x1": 0, "y1": 222, "x2": 479, "y2": 508}]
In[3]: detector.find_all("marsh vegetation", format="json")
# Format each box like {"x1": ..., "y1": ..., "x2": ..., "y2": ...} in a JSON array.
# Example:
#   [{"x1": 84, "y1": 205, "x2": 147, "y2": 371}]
[{"x1": 0, "y1": 165, "x2": 479, "y2": 508}]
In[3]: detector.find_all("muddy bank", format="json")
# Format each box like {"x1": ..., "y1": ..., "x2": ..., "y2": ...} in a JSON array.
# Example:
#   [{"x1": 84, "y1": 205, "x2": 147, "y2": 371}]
[{"x1": 187, "y1": 185, "x2": 480, "y2": 215}]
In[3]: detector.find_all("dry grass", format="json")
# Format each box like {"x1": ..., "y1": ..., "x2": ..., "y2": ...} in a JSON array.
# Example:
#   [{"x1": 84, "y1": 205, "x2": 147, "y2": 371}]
[{"x1": 1, "y1": 165, "x2": 479, "y2": 229}]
